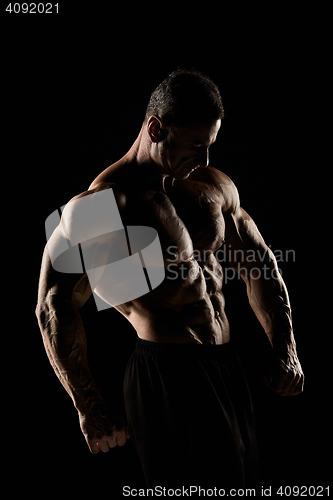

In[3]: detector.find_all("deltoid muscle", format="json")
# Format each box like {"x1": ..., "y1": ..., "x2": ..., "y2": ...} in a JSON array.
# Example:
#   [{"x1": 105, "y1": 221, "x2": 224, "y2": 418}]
[{"x1": 45, "y1": 187, "x2": 165, "y2": 310}]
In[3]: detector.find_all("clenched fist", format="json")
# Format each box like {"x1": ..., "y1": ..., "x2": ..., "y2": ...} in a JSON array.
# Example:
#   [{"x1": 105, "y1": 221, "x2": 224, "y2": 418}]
[{"x1": 79, "y1": 402, "x2": 130, "y2": 453}]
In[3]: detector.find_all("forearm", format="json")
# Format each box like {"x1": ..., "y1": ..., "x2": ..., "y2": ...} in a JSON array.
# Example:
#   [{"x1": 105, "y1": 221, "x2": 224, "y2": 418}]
[
  {"x1": 225, "y1": 217, "x2": 295, "y2": 352},
  {"x1": 36, "y1": 296, "x2": 103, "y2": 414},
  {"x1": 224, "y1": 206, "x2": 303, "y2": 394},
  {"x1": 245, "y1": 255, "x2": 296, "y2": 353}
]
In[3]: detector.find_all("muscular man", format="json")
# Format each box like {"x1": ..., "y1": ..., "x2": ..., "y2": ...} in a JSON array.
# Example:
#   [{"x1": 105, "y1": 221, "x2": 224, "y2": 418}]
[{"x1": 36, "y1": 70, "x2": 304, "y2": 488}]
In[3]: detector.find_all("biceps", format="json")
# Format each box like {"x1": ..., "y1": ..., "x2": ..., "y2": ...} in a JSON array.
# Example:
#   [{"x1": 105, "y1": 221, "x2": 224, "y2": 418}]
[{"x1": 224, "y1": 207, "x2": 272, "y2": 268}]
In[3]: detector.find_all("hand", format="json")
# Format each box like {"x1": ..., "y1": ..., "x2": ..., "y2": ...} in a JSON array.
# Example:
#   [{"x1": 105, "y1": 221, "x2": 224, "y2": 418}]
[
  {"x1": 78, "y1": 402, "x2": 130, "y2": 453},
  {"x1": 263, "y1": 347, "x2": 304, "y2": 397}
]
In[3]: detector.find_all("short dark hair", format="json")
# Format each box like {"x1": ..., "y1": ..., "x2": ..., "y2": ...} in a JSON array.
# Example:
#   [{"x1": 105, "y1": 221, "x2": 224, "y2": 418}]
[{"x1": 145, "y1": 69, "x2": 224, "y2": 128}]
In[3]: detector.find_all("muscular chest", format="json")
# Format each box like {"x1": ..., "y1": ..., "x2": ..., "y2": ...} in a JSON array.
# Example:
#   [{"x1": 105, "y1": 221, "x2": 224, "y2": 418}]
[
  {"x1": 167, "y1": 179, "x2": 225, "y2": 254},
  {"x1": 124, "y1": 179, "x2": 225, "y2": 264}
]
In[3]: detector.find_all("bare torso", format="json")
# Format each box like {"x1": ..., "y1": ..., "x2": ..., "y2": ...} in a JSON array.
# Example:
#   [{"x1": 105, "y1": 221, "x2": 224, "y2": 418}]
[
  {"x1": 90, "y1": 161, "x2": 233, "y2": 345},
  {"x1": 35, "y1": 108, "x2": 304, "y2": 458}
]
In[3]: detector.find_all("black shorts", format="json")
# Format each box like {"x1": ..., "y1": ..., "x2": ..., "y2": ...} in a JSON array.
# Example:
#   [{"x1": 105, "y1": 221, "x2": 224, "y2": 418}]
[{"x1": 123, "y1": 339, "x2": 258, "y2": 488}]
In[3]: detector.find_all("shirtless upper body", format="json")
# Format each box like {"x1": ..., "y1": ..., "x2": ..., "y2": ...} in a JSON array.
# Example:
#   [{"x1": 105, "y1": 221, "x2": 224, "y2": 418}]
[
  {"x1": 36, "y1": 115, "x2": 304, "y2": 454},
  {"x1": 90, "y1": 163, "x2": 231, "y2": 346}
]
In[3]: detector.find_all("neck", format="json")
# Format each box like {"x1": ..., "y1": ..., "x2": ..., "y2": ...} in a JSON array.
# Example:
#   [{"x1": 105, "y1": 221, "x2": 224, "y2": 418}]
[{"x1": 123, "y1": 123, "x2": 169, "y2": 192}]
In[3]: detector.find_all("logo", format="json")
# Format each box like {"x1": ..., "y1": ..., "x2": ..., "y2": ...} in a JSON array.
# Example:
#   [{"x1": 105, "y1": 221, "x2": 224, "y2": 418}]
[{"x1": 45, "y1": 188, "x2": 165, "y2": 310}]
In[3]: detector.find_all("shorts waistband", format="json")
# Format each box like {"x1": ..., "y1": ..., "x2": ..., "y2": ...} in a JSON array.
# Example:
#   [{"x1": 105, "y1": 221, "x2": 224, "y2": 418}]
[{"x1": 134, "y1": 338, "x2": 236, "y2": 359}]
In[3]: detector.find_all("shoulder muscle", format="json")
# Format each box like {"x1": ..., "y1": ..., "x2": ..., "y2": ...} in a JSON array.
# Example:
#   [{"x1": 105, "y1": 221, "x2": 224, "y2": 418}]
[
  {"x1": 42, "y1": 183, "x2": 128, "y2": 303},
  {"x1": 189, "y1": 166, "x2": 240, "y2": 214}
]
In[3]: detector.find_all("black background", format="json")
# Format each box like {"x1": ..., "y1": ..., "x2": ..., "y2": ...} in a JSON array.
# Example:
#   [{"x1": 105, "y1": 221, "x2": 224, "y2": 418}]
[{"x1": 3, "y1": 7, "x2": 329, "y2": 497}]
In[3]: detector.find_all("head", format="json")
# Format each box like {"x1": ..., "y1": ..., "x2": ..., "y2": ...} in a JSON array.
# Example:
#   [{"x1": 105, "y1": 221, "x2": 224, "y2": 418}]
[{"x1": 143, "y1": 70, "x2": 224, "y2": 179}]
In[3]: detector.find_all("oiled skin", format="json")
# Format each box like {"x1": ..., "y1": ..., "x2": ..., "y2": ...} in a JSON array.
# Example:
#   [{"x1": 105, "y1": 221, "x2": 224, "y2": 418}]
[
  {"x1": 36, "y1": 120, "x2": 304, "y2": 453},
  {"x1": 97, "y1": 168, "x2": 231, "y2": 346}
]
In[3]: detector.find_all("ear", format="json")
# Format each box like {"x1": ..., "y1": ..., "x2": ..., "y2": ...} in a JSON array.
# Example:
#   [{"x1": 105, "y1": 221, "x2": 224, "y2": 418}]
[{"x1": 147, "y1": 115, "x2": 166, "y2": 143}]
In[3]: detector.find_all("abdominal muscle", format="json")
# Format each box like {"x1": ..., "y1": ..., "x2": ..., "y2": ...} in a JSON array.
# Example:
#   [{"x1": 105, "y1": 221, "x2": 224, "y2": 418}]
[{"x1": 114, "y1": 255, "x2": 231, "y2": 345}]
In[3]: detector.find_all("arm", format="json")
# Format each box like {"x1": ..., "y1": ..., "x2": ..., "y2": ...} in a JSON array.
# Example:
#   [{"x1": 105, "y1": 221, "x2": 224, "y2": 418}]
[
  {"x1": 35, "y1": 187, "x2": 130, "y2": 453},
  {"x1": 224, "y1": 203, "x2": 304, "y2": 396}
]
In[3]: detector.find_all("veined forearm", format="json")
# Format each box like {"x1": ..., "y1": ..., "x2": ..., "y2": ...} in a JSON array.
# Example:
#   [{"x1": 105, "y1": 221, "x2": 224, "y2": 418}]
[
  {"x1": 225, "y1": 223, "x2": 295, "y2": 349},
  {"x1": 36, "y1": 299, "x2": 103, "y2": 414},
  {"x1": 245, "y1": 256, "x2": 295, "y2": 351},
  {"x1": 224, "y1": 208, "x2": 304, "y2": 395}
]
